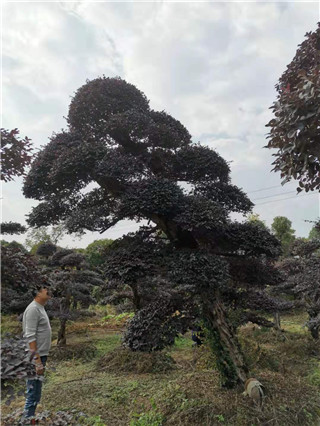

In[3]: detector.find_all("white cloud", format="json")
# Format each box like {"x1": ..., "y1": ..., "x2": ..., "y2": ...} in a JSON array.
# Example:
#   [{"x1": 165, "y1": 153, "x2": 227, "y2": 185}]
[{"x1": 2, "y1": 1, "x2": 319, "y2": 247}]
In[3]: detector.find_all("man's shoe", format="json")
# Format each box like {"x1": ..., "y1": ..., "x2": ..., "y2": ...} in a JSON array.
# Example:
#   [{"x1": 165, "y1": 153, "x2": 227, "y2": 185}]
[{"x1": 18, "y1": 416, "x2": 38, "y2": 425}]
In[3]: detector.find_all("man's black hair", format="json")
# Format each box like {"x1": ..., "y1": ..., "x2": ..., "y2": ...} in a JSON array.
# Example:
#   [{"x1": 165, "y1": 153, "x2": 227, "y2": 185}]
[{"x1": 31, "y1": 280, "x2": 51, "y2": 298}]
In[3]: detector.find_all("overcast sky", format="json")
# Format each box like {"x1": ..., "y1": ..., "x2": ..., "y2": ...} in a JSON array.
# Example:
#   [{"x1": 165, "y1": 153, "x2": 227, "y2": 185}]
[{"x1": 2, "y1": 1, "x2": 320, "y2": 248}]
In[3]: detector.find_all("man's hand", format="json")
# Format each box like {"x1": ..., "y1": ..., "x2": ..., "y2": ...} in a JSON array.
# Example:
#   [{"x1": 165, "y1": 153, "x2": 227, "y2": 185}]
[
  {"x1": 35, "y1": 363, "x2": 44, "y2": 375},
  {"x1": 29, "y1": 342, "x2": 45, "y2": 375}
]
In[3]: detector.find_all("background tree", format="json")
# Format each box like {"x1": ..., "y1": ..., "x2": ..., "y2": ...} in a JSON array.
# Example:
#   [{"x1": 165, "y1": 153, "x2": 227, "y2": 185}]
[
  {"x1": 0, "y1": 128, "x2": 33, "y2": 182},
  {"x1": 276, "y1": 238, "x2": 320, "y2": 339},
  {"x1": 308, "y1": 219, "x2": 320, "y2": 240},
  {"x1": 290, "y1": 237, "x2": 320, "y2": 258},
  {"x1": 246, "y1": 213, "x2": 269, "y2": 230},
  {"x1": 24, "y1": 76, "x2": 285, "y2": 387},
  {"x1": 1, "y1": 240, "x2": 27, "y2": 251},
  {"x1": 37, "y1": 247, "x2": 105, "y2": 346},
  {"x1": 102, "y1": 230, "x2": 167, "y2": 312},
  {"x1": 266, "y1": 23, "x2": 320, "y2": 191},
  {"x1": 1, "y1": 128, "x2": 32, "y2": 237},
  {"x1": 246, "y1": 212, "x2": 288, "y2": 330},
  {"x1": 36, "y1": 241, "x2": 57, "y2": 259},
  {"x1": 271, "y1": 216, "x2": 296, "y2": 257},
  {"x1": 1, "y1": 244, "x2": 45, "y2": 314},
  {"x1": 85, "y1": 238, "x2": 113, "y2": 268},
  {"x1": 1, "y1": 219, "x2": 41, "y2": 314},
  {"x1": 25, "y1": 224, "x2": 66, "y2": 254},
  {"x1": 309, "y1": 226, "x2": 320, "y2": 240}
]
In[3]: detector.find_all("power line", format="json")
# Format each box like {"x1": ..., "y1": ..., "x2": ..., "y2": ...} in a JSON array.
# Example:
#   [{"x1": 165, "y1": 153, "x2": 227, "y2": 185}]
[
  {"x1": 255, "y1": 192, "x2": 318, "y2": 206},
  {"x1": 252, "y1": 190, "x2": 297, "y2": 201},
  {"x1": 247, "y1": 183, "x2": 296, "y2": 194}
]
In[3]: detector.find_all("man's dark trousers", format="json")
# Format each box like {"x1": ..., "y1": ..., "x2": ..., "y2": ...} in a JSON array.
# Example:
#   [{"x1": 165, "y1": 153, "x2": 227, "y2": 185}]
[{"x1": 24, "y1": 356, "x2": 47, "y2": 418}]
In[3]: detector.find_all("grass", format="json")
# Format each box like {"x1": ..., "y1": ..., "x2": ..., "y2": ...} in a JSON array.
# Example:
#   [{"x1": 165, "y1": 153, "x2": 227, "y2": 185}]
[
  {"x1": 307, "y1": 361, "x2": 320, "y2": 389},
  {"x1": 2, "y1": 310, "x2": 320, "y2": 425},
  {"x1": 95, "y1": 334, "x2": 122, "y2": 356},
  {"x1": 1, "y1": 314, "x2": 23, "y2": 335}
]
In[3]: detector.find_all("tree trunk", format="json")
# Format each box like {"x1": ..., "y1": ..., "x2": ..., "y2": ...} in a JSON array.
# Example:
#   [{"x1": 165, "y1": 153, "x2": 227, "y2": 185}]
[
  {"x1": 273, "y1": 312, "x2": 281, "y2": 331},
  {"x1": 150, "y1": 213, "x2": 248, "y2": 387},
  {"x1": 310, "y1": 326, "x2": 319, "y2": 340},
  {"x1": 308, "y1": 313, "x2": 319, "y2": 340},
  {"x1": 57, "y1": 318, "x2": 67, "y2": 346},
  {"x1": 307, "y1": 306, "x2": 319, "y2": 340},
  {"x1": 202, "y1": 298, "x2": 248, "y2": 388},
  {"x1": 57, "y1": 296, "x2": 71, "y2": 346},
  {"x1": 131, "y1": 284, "x2": 141, "y2": 312}
]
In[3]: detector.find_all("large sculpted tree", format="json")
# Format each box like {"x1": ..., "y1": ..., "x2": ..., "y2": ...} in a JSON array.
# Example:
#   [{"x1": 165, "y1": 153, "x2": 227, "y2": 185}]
[
  {"x1": 24, "y1": 77, "x2": 283, "y2": 387},
  {"x1": 266, "y1": 23, "x2": 320, "y2": 191}
]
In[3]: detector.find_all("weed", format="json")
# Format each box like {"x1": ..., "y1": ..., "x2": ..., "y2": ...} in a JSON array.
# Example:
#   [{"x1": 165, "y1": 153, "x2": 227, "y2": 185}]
[
  {"x1": 130, "y1": 402, "x2": 165, "y2": 426},
  {"x1": 307, "y1": 361, "x2": 320, "y2": 389},
  {"x1": 82, "y1": 415, "x2": 106, "y2": 426},
  {"x1": 101, "y1": 312, "x2": 134, "y2": 327},
  {"x1": 173, "y1": 335, "x2": 193, "y2": 349},
  {"x1": 110, "y1": 387, "x2": 130, "y2": 404},
  {"x1": 303, "y1": 409, "x2": 315, "y2": 422},
  {"x1": 215, "y1": 414, "x2": 225, "y2": 423}
]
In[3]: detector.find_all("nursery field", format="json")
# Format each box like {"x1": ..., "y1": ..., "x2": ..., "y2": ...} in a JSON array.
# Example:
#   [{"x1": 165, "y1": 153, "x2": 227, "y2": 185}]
[{"x1": 1, "y1": 308, "x2": 320, "y2": 426}]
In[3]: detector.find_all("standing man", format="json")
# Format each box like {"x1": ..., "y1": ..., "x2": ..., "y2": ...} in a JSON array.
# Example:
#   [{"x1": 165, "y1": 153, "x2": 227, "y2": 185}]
[{"x1": 21, "y1": 284, "x2": 52, "y2": 425}]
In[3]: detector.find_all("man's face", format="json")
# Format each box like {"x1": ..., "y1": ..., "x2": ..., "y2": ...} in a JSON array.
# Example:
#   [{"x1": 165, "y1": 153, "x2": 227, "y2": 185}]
[{"x1": 38, "y1": 288, "x2": 52, "y2": 304}]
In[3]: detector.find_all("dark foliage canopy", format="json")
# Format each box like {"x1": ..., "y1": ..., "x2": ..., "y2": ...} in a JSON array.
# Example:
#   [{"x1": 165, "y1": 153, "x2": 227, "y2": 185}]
[
  {"x1": 24, "y1": 77, "x2": 281, "y2": 297},
  {"x1": 124, "y1": 299, "x2": 196, "y2": 352},
  {"x1": 59, "y1": 252, "x2": 86, "y2": 269},
  {"x1": 1, "y1": 334, "x2": 36, "y2": 381},
  {"x1": 1, "y1": 128, "x2": 33, "y2": 182},
  {"x1": 24, "y1": 77, "x2": 255, "y2": 241},
  {"x1": 49, "y1": 248, "x2": 74, "y2": 266},
  {"x1": 103, "y1": 226, "x2": 286, "y2": 350},
  {"x1": 46, "y1": 248, "x2": 105, "y2": 309},
  {"x1": 1, "y1": 245, "x2": 44, "y2": 314},
  {"x1": 290, "y1": 238, "x2": 320, "y2": 258},
  {"x1": 36, "y1": 241, "x2": 57, "y2": 258},
  {"x1": 1, "y1": 222, "x2": 27, "y2": 235},
  {"x1": 102, "y1": 229, "x2": 168, "y2": 310},
  {"x1": 1, "y1": 334, "x2": 36, "y2": 405},
  {"x1": 266, "y1": 23, "x2": 320, "y2": 192}
]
